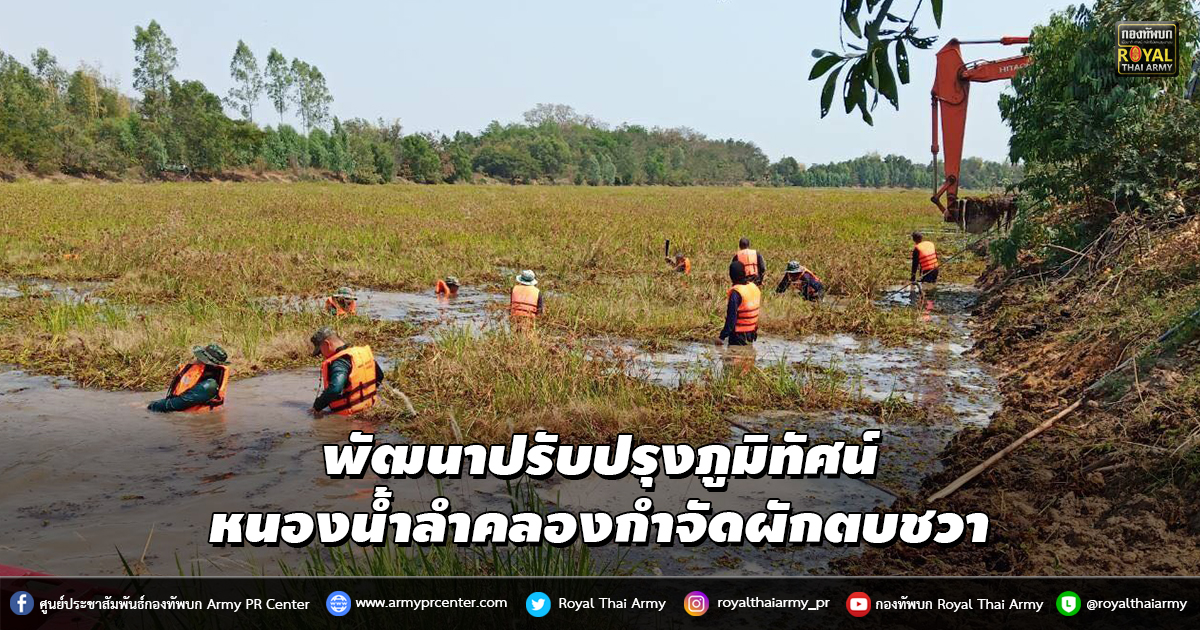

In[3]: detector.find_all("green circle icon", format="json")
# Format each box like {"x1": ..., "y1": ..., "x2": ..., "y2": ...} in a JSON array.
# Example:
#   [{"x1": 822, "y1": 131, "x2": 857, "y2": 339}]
[{"x1": 1056, "y1": 591, "x2": 1081, "y2": 617}]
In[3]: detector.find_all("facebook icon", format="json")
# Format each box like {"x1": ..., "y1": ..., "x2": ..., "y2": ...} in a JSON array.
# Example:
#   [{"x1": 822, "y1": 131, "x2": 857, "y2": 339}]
[{"x1": 10, "y1": 591, "x2": 34, "y2": 615}]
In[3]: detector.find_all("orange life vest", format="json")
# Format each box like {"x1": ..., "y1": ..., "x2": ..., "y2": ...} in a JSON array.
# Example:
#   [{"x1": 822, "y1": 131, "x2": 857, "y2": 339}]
[
  {"x1": 728, "y1": 283, "x2": 761, "y2": 333},
  {"x1": 675, "y1": 258, "x2": 692, "y2": 274},
  {"x1": 320, "y1": 345, "x2": 378, "y2": 416},
  {"x1": 736, "y1": 249, "x2": 759, "y2": 279},
  {"x1": 325, "y1": 296, "x2": 357, "y2": 317},
  {"x1": 435, "y1": 280, "x2": 457, "y2": 297},
  {"x1": 511, "y1": 285, "x2": 540, "y2": 318},
  {"x1": 915, "y1": 241, "x2": 939, "y2": 272},
  {"x1": 166, "y1": 362, "x2": 229, "y2": 412}
]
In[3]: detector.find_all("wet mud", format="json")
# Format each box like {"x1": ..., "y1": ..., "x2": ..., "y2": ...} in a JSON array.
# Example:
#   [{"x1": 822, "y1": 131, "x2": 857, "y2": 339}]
[{"x1": 0, "y1": 278, "x2": 109, "y2": 302}]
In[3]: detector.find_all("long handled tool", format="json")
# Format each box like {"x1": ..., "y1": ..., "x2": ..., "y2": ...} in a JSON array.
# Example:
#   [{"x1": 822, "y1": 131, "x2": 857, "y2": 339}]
[{"x1": 664, "y1": 239, "x2": 671, "y2": 260}]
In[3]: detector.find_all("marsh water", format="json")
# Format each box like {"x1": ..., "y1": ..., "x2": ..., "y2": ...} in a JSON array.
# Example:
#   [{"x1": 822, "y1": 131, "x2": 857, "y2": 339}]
[{"x1": 0, "y1": 284, "x2": 998, "y2": 575}]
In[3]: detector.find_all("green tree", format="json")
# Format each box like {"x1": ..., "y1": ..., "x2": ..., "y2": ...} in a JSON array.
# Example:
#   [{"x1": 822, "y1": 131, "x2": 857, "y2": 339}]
[
  {"x1": 132, "y1": 20, "x2": 177, "y2": 101},
  {"x1": 65, "y1": 69, "x2": 100, "y2": 119},
  {"x1": 290, "y1": 58, "x2": 332, "y2": 131},
  {"x1": 264, "y1": 48, "x2": 291, "y2": 123},
  {"x1": 225, "y1": 40, "x2": 262, "y2": 121},
  {"x1": 400, "y1": 134, "x2": 442, "y2": 183}
]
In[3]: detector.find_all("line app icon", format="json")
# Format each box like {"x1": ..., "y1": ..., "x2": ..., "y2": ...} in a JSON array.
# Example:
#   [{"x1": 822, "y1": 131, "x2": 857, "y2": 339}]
[
  {"x1": 1057, "y1": 591, "x2": 1081, "y2": 617},
  {"x1": 846, "y1": 592, "x2": 872, "y2": 617}
]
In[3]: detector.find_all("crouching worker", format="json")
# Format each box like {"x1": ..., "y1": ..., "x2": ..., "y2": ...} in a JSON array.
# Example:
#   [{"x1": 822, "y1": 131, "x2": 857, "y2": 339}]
[
  {"x1": 776, "y1": 261, "x2": 824, "y2": 301},
  {"x1": 310, "y1": 327, "x2": 384, "y2": 416},
  {"x1": 666, "y1": 253, "x2": 691, "y2": 274},
  {"x1": 148, "y1": 343, "x2": 230, "y2": 412},
  {"x1": 435, "y1": 276, "x2": 460, "y2": 298},
  {"x1": 325, "y1": 287, "x2": 357, "y2": 317},
  {"x1": 510, "y1": 270, "x2": 543, "y2": 320},
  {"x1": 718, "y1": 261, "x2": 760, "y2": 347}
]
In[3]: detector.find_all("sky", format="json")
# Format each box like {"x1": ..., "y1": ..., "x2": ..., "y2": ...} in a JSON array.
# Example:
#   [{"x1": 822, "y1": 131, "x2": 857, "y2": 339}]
[{"x1": 0, "y1": 0, "x2": 1078, "y2": 164}]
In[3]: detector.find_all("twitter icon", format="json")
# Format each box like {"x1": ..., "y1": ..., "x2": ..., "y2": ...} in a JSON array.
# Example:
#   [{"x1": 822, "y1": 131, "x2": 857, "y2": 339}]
[{"x1": 525, "y1": 592, "x2": 551, "y2": 617}]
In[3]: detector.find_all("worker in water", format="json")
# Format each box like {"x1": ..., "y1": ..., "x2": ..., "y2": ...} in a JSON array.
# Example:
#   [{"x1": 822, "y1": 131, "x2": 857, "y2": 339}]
[
  {"x1": 435, "y1": 276, "x2": 460, "y2": 298},
  {"x1": 666, "y1": 253, "x2": 691, "y2": 274},
  {"x1": 732, "y1": 237, "x2": 765, "y2": 286},
  {"x1": 776, "y1": 261, "x2": 825, "y2": 301},
  {"x1": 310, "y1": 327, "x2": 383, "y2": 416},
  {"x1": 325, "y1": 287, "x2": 357, "y2": 317},
  {"x1": 510, "y1": 269, "x2": 543, "y2": 319},
  {"x1": 911, "y1": 231, "x2": 940, "y2": 285},
  {"x1": 147, "y1": 343, "x2": 231, "y2": 413},
  {"x1": 719, "y1": 260, "x2": 760, "y2": 346}
]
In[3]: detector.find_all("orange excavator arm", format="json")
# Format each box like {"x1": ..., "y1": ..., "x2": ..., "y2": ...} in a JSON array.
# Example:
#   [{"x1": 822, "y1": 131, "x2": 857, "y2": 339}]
[{"x1": 931, "y1": 36, "x2": 1032, "y2": 219}]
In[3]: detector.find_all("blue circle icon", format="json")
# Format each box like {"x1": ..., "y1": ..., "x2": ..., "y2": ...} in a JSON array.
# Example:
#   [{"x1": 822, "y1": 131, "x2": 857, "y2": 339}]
[
  {"x1": 10, "y1": 591, "x2": 34, "y2": 615},
  {"x1": 326, "y1": 591, "x2": 351, "y2": 616},
  {"x1": 525, "y1": 591, "x2": 551, "y2": 617}
]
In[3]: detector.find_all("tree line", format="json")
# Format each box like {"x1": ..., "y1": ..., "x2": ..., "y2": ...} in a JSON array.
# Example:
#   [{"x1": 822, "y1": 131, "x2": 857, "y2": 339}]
[{"x1": 0, "y1": 19, "x2": 1019, "y2": 187}]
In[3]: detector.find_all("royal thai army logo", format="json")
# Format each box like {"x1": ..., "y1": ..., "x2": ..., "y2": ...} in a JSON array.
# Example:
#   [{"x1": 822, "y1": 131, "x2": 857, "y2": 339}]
[{"x1": 1116, "y1": 21, "x2": 1178, "y2": 76}]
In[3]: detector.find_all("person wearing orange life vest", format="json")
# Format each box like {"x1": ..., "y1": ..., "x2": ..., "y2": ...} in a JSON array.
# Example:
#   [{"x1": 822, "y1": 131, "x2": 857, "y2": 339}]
[
  {"x1": 310, "y1": 327, "x2": 384, "y2": 416},
  {"x1": 325, "y1": 287, "x2": 357, "y2": 317},
  {"x1": 776, "y1": 261, "x2": 825, "y2": 301},
  {"x1": 718, "y1": 260, "x2": 761, "y2": 346},
  {"x1": 147, "y1": 343, "x2": 231, "y2": 412},
  {"x1": 435, "y1": 276, "x2": 460, "y2": 298},
  {"x1": 510, "y1": 270, "x2": 543, "y2": 319},
  {"x1": 910, "y1": 231, "x2": 940, "y2": 284},
  {"x1": 731, "y1": 237, "x2": 766, "y2": 286},
  {"x1": 666, "y1": 253, "x2": 691, "y2": 274}
]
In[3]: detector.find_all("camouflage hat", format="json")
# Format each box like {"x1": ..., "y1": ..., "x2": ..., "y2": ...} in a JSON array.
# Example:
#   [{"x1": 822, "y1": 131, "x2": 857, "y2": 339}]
[
  {"x1": 785, "y1": 261, "x2": 802, "y2": 273},
  {"x1": 444, "y1": 276, "x2": 460, "y2": 287},
  {"x1": 192, "y1": 343, "x2": 230, "y2": 366},
  {"x1": 333, "y1": 286, "x2": 356, "y2": 300},
  {"x1": 516, "y1": 270, "x2": 537, "y2": 286},
  {"x1": 310, "y1": 327, "x2": 336, "y2": 357}
]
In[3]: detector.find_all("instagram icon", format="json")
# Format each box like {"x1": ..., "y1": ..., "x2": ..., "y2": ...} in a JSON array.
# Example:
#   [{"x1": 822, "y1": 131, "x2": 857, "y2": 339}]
[{"x1": 684, "y1": 591, "x2": 709, "y2": 616}]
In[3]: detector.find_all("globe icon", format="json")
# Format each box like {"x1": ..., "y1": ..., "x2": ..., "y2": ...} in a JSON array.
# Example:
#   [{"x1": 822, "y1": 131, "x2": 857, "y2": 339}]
[{"x1": 327, "y1": 592, "x2": 351, "y2": 616}]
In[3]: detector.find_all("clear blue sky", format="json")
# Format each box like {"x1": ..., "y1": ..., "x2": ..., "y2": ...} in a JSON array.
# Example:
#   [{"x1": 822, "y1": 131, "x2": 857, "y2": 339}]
[{"x1": 1, "y1": 0, "x2": 1076, "y2": 164}]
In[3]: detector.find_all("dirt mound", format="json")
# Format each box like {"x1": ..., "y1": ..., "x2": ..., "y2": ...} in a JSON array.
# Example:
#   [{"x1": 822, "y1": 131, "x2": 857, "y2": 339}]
[{"x1": 836, "y1": 215, "x2": 1200, "y2": 576}]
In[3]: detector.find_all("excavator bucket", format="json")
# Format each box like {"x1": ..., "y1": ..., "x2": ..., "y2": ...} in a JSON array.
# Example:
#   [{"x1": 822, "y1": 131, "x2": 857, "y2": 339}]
[{"x1": 944, "y1": 194, "x2": 1017, "y2": 233}]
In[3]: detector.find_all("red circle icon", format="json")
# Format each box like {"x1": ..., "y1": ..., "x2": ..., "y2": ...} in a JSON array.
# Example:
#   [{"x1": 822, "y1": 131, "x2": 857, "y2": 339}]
[
  {"x1": 1129, "y1": 45, "x2": 1143, "y2": 63},
  {"x1": 846, "y1": 592, "x2": 872, "y2": 617}
]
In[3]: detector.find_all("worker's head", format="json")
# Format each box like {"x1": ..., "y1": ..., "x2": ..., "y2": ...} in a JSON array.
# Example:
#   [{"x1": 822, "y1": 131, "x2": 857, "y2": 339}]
[
  {"x1": 192, "y1": 343, "x2": 230, "y2": 366},
  {"x1": 674, "y1": 254, "x2": 686, "y2": 264},
  {"x1": 310, "y1": 327, "x2": 345, "y2": 358},
  {"x1": 516, "y1": 270, "x2": 538, "y2": 286},
  {"x1": 739, "y1": 237, "x2": 751, "y2": 250},
  {"x1": 729, "y1": 260, "x2": 748, "y2": 285},
  {"x1": 444, "y1": 276, "x2": 460, "y2": 288},
  {"x1": 912, "y1": 231, "x2": 924, "y2": 243},
  {"x1": 785, "y1": 260, "x2": 806, "y2": 277}
]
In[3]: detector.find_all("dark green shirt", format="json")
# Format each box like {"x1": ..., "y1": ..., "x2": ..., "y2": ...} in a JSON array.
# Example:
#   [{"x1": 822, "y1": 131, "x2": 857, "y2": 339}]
[{"x1": 147, "y1": 378, "x2": 219, "y2": 412}]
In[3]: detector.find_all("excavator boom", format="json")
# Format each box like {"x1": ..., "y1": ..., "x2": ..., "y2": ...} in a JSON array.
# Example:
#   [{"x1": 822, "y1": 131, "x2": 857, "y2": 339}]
[{"x1": 930, "y1": 37, "x2": 1031, "y2": 221}]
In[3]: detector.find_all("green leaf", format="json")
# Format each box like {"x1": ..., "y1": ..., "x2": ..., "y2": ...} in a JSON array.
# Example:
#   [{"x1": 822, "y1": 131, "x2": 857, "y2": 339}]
[
  {"x1": 896, "y1": 40, "x2": 910, "y2": 84},
  {"x1": 843, "y1": 0, "x2": 864, "y2": 38},
  {"x1": 811, "y1": 49, "x2": 834, "y2": 59},
  {"x1": 820, "y1": 65, "x2": 843, "y2": 118},
  {"x1": 809, "y1": 54, "x2": 842, "y2": 81},
  {"x1": 874, "y1": 44, "x2": 899, "y2": 109},
  {"x1": 931, "y1": 0, "x2": 943, "y2": 28}
]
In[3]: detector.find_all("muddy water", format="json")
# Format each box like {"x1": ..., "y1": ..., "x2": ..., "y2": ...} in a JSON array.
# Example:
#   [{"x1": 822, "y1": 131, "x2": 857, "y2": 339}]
[
  {"x1": 0, "y1": 278, "x2": 109, "y2": 302},
  {"x1": 262, "y1": 288, "x2": 502, "y2": 339},
  {"x1": 0, "y1": 284, "x2": 998, "y2": 576}
]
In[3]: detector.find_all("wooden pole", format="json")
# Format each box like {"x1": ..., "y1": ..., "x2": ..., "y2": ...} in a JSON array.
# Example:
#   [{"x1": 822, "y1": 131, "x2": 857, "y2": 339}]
[{"x1": 927, "y1": 398, "x2": 1083, "y2": 501}]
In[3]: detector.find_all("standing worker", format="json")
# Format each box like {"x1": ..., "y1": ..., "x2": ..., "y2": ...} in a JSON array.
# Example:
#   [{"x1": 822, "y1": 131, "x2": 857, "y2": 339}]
[
  {"x1": 776, "y1": 261, "x2": 825, "y2": 301},
  {"x1": 732, "y1": 237, "x2": 765, "y2": 286},
  {"x1": 666, "y1": 253, "x2": 691, "y2": 274},
  {"x1": 147, "y1": 343, "x2": 231, "y2": 413},
  {"x1": 510, "y1": 270, "x2": 543, "y2": 320},
  {"x1": 911, "y1": 232, "x2": 939, "y2": 285},
  {"x1": 718, "y1": 261, "x2": 760, "y2": 346},
  {"x1": 435, "y1": 276, "x2": 460, "y2": 298},
  {"x1": 310, "y1": 327, "x2": 383, "y2": 416},
  {"x1": 325, "y1": 287, "x2": 358, "y2": 317}
]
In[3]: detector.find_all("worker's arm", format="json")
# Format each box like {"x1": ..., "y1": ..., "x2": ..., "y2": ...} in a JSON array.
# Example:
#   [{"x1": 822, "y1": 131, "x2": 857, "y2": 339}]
[
  {"x1": 537, "y1": 293, "x2": 545, "y2": 315},
  {"x1": 757, "y1": 253, "x2": 766, "y2": 283},
  {"x1": 719, "y1": 291, "x2": 741, "y2": 340},
  {"x1": 911, "y1": 248, "x2": 920, "y2": 281},
  {"x1": 147, "y1": 379, "x2": 219, "y2": 412},
  {"x1": 775, "y1": 275, "x2": 791, "y2": 294},
  {"x1": 313, "y1": 356, "x2": 352, "y2": 411}
]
